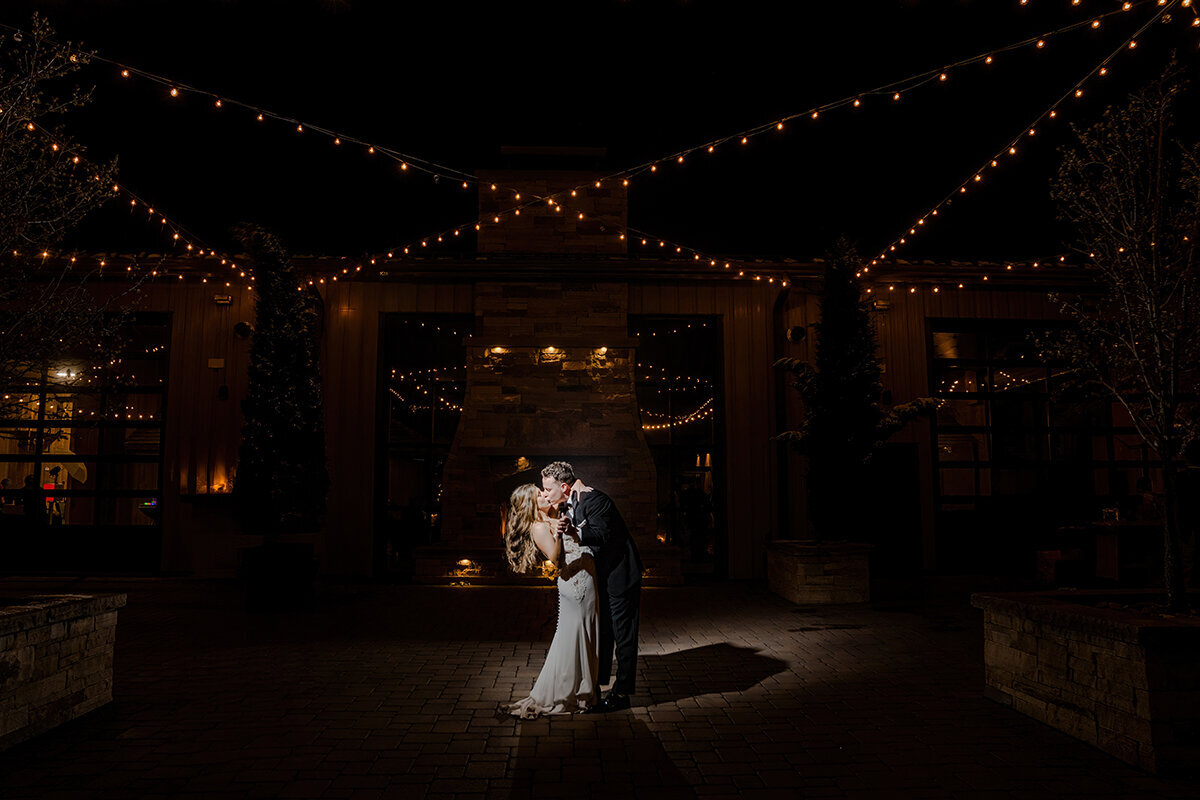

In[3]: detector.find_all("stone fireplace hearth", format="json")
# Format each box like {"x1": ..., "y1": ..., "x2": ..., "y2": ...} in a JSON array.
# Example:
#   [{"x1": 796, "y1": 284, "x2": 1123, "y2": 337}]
[{"x1": 414, "y1": 281, "x2": 680, "y2": 584}]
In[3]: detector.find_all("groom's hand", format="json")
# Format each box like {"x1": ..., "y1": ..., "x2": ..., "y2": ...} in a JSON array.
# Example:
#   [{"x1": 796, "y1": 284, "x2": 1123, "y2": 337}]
[{"x1": 555, "y1": 517, "x2": 571, "y2": 538}]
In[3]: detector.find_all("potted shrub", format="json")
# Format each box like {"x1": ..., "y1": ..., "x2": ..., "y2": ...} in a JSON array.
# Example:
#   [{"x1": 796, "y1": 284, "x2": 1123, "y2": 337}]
[
  {"x1": 771, "y1": 240, "x2": 932, "y2": 604},
  {"x1": 233, "y1": 226, "x2": 329, "y2": 610}
]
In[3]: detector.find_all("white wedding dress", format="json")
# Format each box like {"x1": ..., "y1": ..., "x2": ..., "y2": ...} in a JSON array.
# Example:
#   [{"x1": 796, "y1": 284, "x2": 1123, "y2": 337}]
[{"x1": 508, "y1": 530, "x2": 600, "y2": 717}]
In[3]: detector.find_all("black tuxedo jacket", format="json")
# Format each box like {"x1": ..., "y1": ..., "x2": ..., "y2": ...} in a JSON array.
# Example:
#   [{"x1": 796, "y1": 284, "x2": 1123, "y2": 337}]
[{"x1": 570, "y1": 488, "x2": 643, "y2": 596}]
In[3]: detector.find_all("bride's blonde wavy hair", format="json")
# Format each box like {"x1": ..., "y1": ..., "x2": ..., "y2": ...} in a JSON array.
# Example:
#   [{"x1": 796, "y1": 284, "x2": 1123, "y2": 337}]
[{"x1": 505, "y1": 484, "x2": 544, "y2": 574}]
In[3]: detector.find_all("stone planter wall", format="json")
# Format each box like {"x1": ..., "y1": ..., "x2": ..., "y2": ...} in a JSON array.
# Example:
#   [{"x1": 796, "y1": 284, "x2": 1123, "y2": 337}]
[
  {"x1": 971, "y1": 591, "x2": 1200, "y2": 775},
  {"x1": 0, "y1": 593, "x2": 126, "y2": 750},
  {"x1": 767, "y1": 540, "x2": 872, "y2": 604}
]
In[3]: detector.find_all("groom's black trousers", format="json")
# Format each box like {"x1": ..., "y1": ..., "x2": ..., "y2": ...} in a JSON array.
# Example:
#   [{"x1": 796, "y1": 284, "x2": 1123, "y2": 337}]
[{"x1": 598, "y1": 583, "x2": 641, "y2": 694}]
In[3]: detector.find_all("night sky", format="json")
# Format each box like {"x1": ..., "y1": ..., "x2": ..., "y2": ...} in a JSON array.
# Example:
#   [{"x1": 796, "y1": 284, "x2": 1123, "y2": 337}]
[{"x1": 6, "y1": 0, "x2": 1200, "y2": 264}]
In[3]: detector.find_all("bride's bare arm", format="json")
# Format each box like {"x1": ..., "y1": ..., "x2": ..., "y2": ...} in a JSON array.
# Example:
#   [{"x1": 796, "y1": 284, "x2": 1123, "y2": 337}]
[{"x1": 530, "y1": 521, "x2": 561, "y2": 564}]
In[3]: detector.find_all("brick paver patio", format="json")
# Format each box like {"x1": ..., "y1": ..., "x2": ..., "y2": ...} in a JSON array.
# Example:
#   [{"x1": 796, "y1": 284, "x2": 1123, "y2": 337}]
[{"x1": 0, "y1": 578, "x2": 1196, "y2": 799}]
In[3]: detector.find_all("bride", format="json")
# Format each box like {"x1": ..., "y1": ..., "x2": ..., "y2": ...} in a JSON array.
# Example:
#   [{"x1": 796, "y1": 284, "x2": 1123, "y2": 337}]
[{"x1": 503, "y1": 483, "x2": 599, "y2": 717}]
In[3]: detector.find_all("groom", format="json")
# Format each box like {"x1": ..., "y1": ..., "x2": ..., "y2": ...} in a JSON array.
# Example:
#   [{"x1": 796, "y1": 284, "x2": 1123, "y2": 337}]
[{"x1": 541, "y1": 460, "x2": 643, "y2": 712}]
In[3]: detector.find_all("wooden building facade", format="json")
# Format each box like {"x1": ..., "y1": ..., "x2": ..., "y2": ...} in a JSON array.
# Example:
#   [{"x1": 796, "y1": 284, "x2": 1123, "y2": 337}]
[{"x1": 7, "y1": 171, "x2": 1142, "y2": 584}]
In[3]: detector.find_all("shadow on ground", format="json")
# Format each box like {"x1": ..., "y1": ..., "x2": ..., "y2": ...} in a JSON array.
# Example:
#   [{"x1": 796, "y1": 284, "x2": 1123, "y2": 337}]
[
  {"x1": 508, "y1": 716, "x2": 694, "y2": 799},
  {"x1": 638, "y1": 642, "x2": 788, "y2": 707}
]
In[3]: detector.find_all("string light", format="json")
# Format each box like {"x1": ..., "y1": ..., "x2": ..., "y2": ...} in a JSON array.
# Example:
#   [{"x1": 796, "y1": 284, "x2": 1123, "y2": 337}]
[
  {"x1": 4, "y1": 11, "x2": 1146, "y2": 297},
  {"x1": 641, "y1": 398, "x2": 715, "y2": 431},
  {"x1": 19, "y1": 119, "x2": 250, "y2": 287},
  {"x1": 870, "y1": 0, "x2": 1173, "y2": 279},
  {"x1": 3, "y1": 8, "x2": 1173, "y2": 295}
]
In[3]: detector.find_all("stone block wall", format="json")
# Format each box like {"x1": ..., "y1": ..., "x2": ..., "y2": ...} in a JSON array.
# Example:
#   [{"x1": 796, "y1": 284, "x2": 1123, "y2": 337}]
[
  {"x1": 476, "y1": 170, "x2": 627, "y2": 254},
  {"x1": 972, "y1": 591, "x2": 1200, "y2": 774},
  {"x1": 0, "y1": 593, "x2": 126, "y2": 750},
  {"x1": 434, "y1": 281, "x2": 669, "y2": 579}
]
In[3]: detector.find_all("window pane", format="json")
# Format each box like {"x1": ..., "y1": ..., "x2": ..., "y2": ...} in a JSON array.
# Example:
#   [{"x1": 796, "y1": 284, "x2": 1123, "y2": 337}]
[
  {"x1": 988, "y1": 333, "x2": 1039, "y2": 362},
  {"x1": 0, "y1": 394, "x2": 46, "y2": 421},
  {"x1": 992, "y1": 432, "x2": 1049, "y2": 464},
  {"x1": 0, "y1": 429, "x2": 39, "y2": 457},
  {"x1": 990, "y1": 396, "x2": 1046, "y2": 429},
  {"x1": 940, "y1": 467, "x2": 989, "y2": 497},
  {"x1": 937, "y1": 433, "x2": 988, "y2": 462},
  {"x1": 40, "y1": 460, "x2": 96, "y2": 491},
  {"x1": 41, "y1": 393, "x2": 104, "y2": 423},
  {"x1": 991, "y1": 366, "x2": 1046, "y2": 394},
  {"x1": 104, "y1": 393, "x2": 163, "y2": 421},
  {"x1": 0, "y1": 461, "x2": 37, "y2": 504},
  {"x1": 1111, "y1": 402, "x2": 1136, "y2": 428},
  {"x1": 45, "y1": 426, "x2": 162, "y2": 457},
  {"x1": 111, "y1": 355, "x2": 168, "y2": 387},
  {"x1": 935, "y1": 397, "x2": 987, "y2": 427},
  {"x1": 50, "y1": 495, "x2": 95, "y2": 526},
  {"x1": 933, "y1": 331, "x2": 983, "y2": 360},
  {"x1": 1113, "y1": 436, "x2": 1149, "y2": 463},
  {"x1": 934, "y1": 366, "x2": 985, "y2": 394},
  {"x1": 1051, "y1": 432, "x2": 1092, "y2": 462}
]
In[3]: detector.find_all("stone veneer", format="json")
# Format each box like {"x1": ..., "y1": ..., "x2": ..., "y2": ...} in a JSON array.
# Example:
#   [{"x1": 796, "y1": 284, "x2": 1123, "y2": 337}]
[
  {"x1": 476, "y1": 169, "x2": 626, "y2": 254},
  {"x1": 426, "y1": 280, "x2": 678, "y2": 583},
  {"x1": 767, "y1": 540, "x2": 873, "y2": 604},
  {"x1": 0, "y1": 593, "x2": 126, "y2": 749},
  {"x1": 971, "y1": 591, "x2": 1200, "y2": 774}
]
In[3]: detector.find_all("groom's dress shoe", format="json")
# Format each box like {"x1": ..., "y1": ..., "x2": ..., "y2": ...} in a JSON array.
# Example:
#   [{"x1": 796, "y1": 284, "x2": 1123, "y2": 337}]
[{"x1": 589, "y1": 692, "x2": 631, "y2": 713}]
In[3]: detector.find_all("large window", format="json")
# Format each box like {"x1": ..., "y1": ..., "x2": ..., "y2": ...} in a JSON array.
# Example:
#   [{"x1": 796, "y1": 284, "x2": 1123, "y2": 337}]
[
  {"x1": 376, "y1": 314, "x2": 472, "y2": 579},
  {"x1": 0, "y1": 313, "x2": 169, "y2": 572},
  {"x1": 930, "y1": 320, "x2": 1153, "y2": 574},
  {"x1": 630, "y1": 316, "x2": 725, "y2": 577}
]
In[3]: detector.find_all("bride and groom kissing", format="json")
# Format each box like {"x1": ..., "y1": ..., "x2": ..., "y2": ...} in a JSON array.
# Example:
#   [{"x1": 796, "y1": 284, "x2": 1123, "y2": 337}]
[{"x1": 503, "y1": 461, "x2": 643, "y2": 718}]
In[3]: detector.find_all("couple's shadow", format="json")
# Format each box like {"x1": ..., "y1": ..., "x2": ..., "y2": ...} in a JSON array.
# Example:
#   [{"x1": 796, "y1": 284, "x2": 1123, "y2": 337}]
[
  {"x1": 635, "y1": 641, "x2": 788, "y2": 707},
  {"x1": 505, "y1": 643, "x2": 787, "y2": 799}
]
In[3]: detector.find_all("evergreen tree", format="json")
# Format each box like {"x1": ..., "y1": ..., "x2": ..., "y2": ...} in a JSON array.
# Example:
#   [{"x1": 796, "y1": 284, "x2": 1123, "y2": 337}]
[
  {"x1": 776, "y1": 239, "x2": 933, "y2": 538},
  {"x1": 234, "y1": 225, "x2": 328, "y2": 535}
]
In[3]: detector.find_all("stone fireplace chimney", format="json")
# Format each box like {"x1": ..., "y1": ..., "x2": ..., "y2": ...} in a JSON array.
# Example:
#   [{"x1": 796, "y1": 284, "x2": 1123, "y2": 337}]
[{"x1": 416, "y1": 155, "x2": 674, "y2": 583}]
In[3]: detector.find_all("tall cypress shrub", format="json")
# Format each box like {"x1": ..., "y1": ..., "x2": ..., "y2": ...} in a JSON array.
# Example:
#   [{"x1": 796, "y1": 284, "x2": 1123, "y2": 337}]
[
  {"x1": 776, "y1": 239, "x2": 933, "y2": 538},
  {"x1": 233, "y1": 225, "x2": 328, "y2": 535}
]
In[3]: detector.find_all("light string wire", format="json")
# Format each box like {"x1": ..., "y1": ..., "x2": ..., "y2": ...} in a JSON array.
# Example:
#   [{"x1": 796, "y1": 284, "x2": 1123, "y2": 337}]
[
  {"x1": 1, "y1": 3, "x2": 1166, "y2": 291},
  {"x1": 867, "y1": 251, "x2": 1080, "y2": 296},
  {"x1": 3, "y1": 5, "x2": 1137, "y2": 205},
  {"x1": 869, "y1": 0, "x2": 1185, "y2": 279},
  {"x1": 47, "y1": 4, "x2": 1156, "y2": 276},
  {"x1": 622, "y1": 225, "x2": 787, "y2": 284},
  {"x1": 584, "y1": 2, "x2": 1157, "y2": 185},
  {"x1": 0, "y1": 20, "x2": 482, "y2": 189},
  {"x1": 350, "y1": 4, "x2": 1158, "y2": 287},
  {"x1": 19, "y1": 118, "x2": 253, "y2": 286}
]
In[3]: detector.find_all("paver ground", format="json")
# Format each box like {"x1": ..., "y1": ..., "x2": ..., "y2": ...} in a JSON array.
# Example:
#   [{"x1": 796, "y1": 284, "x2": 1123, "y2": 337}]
[{"x1": 0, "y1": 578, "x2": 1196, "y2": 799}]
